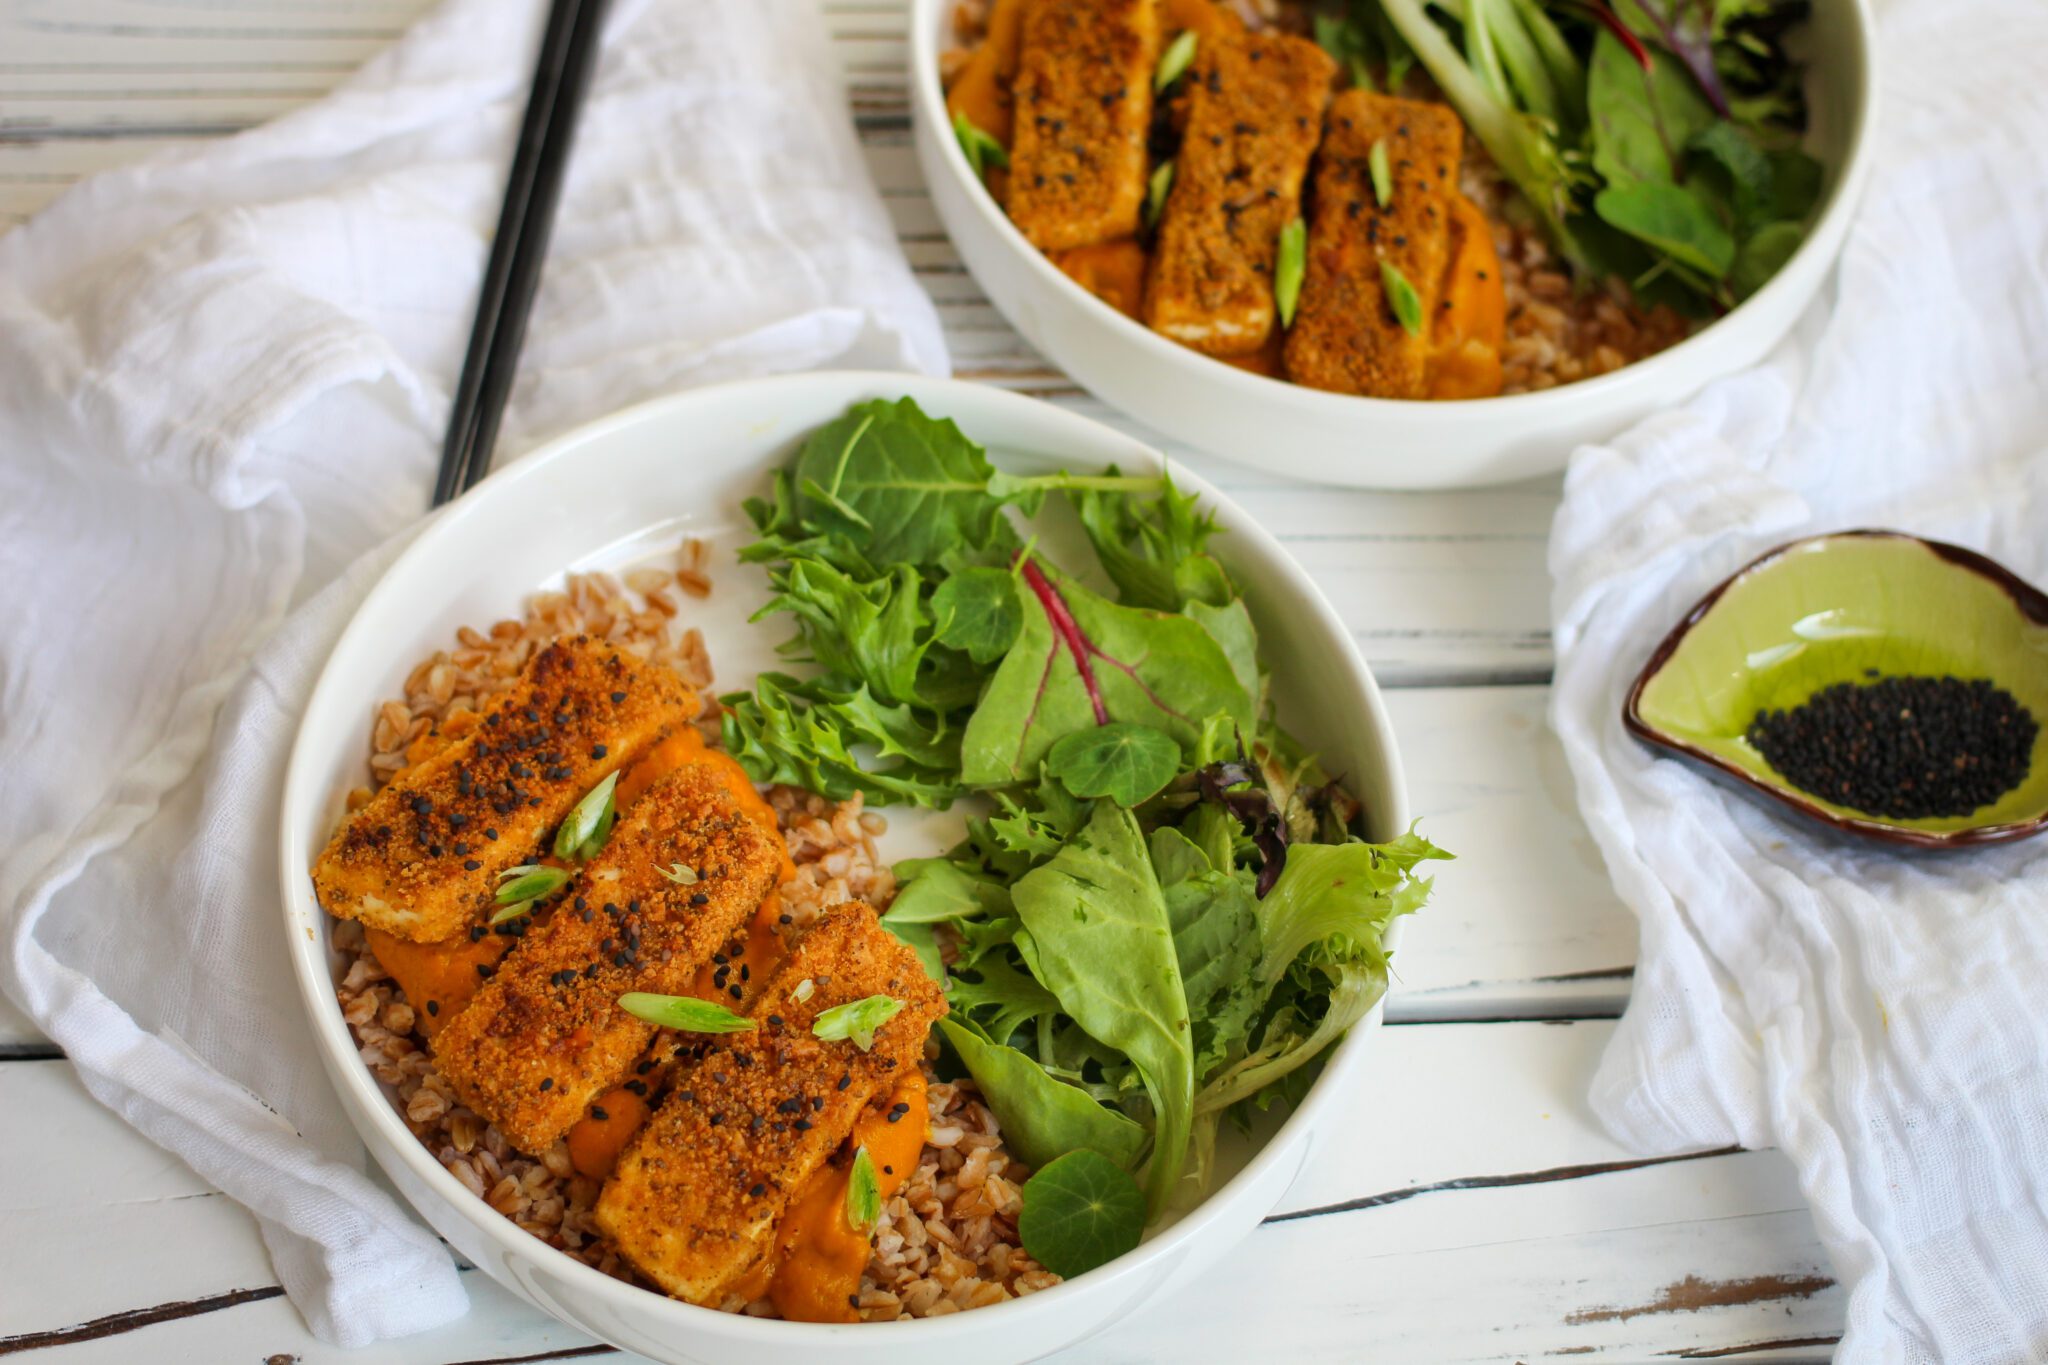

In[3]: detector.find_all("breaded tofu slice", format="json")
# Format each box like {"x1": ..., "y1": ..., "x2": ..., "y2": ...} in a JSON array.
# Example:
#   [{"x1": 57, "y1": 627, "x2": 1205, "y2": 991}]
[
  {"x1": 1283, "y1": 90, "x2": 1463, "y2": 398},
  {"x1": 595, "y1": 906, "x2": 947, "y2": 1305},
  {"x1": 431, "y1": 764, "x2": 784, "y2": 1152},
  {"x1": 1143, "y1": 26, "x2": 1335, "y2": 355},
  {"x1": 314, "y1": 636, "x2": 694, "y2": 944},
  {"x1": 1007, "y1": 0, "x2": 1162, "y2": 251}
]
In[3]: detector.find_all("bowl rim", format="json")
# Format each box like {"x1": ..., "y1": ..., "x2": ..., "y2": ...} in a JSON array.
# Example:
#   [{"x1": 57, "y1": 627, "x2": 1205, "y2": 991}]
[
  {"x1": 278, "y1": 370, "x2": 1412, "y2": 1346},
  {"x1": 905, "y1": 0, "x2": 1881, "y2": 424},
  {"x1": 1620, "y1": 528, "x2": 2048, "y2": 850}
]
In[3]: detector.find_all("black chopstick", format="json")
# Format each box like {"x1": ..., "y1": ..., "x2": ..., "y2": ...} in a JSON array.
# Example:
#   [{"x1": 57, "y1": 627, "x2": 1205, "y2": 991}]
[{"x1": 432, "y1": 0, "x2": 610, "y2": 507}]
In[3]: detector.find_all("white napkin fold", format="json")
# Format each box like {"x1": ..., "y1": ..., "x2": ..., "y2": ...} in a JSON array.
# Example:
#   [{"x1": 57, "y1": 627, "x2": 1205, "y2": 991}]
[
  {"x1": 0, "y1": 0, "x2": 944, "y2": 1345},
  {"x1": 1550, "y1": 1, "x2": 2048, "y2": 1360}
]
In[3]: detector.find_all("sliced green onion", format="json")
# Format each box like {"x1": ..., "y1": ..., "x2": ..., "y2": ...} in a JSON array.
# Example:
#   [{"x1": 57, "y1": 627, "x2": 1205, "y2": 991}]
[
  {"x1": 619, "y1": 993, "x2": 757, "y2": 1034},
  {"x1": 1144, "y1": 159, "x2": 1175, "y2": 229},
  {"x1": 1379, "y1": 259, "x2": 1425, "y2": 337},
  {"x1": 952, "y1": 111, "x2": 1009, "y2": 180},
  {"x1": 1154, "y1": 29, "x2": 1198, "y2": 93},
  {"x1": 812, "y1": 994, "x2": 905, "y2": 1051},
  {"x1": 495, "y1": 865, "x2": 570, "y2": 905},
  {"x1": 847, "y1": 1147, "x2": 881, "y2": 1232},
  {"x1": 1369, "y1": 137, "x2": 1393, "y2": 209},
  {"x1": 553, "y1": 771, "x2": 619, "y2": 862},
  {"x1": 658, "y1": 863, "x2": 699, "y2": 886},
  {"x1": 1275, "y1": 217, "x2": 1307, "y2": 329}
]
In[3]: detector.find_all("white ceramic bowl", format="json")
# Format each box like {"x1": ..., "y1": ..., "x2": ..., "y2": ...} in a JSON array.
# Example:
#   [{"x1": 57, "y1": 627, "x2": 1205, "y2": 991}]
[
  {"x1": 280, "y1": 373, "x2": 1410, "y2": 1365},
  {"x1": 910, "y1": 0, "x2": 1878, "y2": 489}
]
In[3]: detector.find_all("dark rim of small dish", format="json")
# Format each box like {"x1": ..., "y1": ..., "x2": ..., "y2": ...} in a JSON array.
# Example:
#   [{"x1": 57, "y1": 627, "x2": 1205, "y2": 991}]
[{"x1": 1622, "y1": 529, "x2": 2048, "y2": 850}]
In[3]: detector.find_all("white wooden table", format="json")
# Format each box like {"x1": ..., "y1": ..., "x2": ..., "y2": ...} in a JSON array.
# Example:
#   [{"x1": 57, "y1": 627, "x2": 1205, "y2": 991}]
[{"x1": 0, "y1": 2, "x2": 1845, "y2": 1360}]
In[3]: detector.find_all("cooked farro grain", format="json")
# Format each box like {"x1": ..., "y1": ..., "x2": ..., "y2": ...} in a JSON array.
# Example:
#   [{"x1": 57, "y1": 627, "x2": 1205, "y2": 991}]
[{"x1": 332, "y1": 542, "x2": 1054, "y2": 1317}]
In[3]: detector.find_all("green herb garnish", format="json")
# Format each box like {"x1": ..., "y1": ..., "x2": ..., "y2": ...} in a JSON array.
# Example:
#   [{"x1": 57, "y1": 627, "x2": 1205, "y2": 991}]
[
  {"x1": 952, "y1": 111, "x2": 1009, "y2": 180},
  {"x1": 1369, "y1": 137, "x2": 1393, "y2": 209},
  {"x1": 1143, "y1": 159, "x2": 1175, "y2": 230},
  {"x1": 846, "y1": 1147, "x2": 881, "y2": 1232},
  {"x1": 490, "y1": 864, "x2": 569, "y2": 923},
  {"x1": 618, "y1": 993, "x2": 757, "y2": 1034},
  {"x1": 553, "y1": 771, "x2": 619, "y2": 862},
  {"x1": 1275, "y1": 217, "x2": 1306, "y2": 329},
  {"x1": 1379, "y1": 259, "x2": 1424, "y2": 337},
  {"x1": 812, "y1": 994, "x2": 905, "y2": 1051},
  {"x1": 1017, "y1": 1150, "x2": 1146, "y2": 1279},
  {"x1": 1154, "y1": 29, "x2": 1198, "y2": 93}
]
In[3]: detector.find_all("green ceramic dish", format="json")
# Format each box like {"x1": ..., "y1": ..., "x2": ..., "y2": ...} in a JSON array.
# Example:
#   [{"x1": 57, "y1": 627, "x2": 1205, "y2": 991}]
[{"x1": 1624, "y1": 530, "x2": 2048, "y2": 848}]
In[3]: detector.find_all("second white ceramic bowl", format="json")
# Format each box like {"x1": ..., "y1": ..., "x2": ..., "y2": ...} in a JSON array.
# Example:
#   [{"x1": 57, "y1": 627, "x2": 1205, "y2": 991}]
[
  {"x1": 280, "y1": 373, "x2": 1410, "y2": 1365},
  {"x1": 910, "y1": 0, "x2": 1877, "y2": 489}
]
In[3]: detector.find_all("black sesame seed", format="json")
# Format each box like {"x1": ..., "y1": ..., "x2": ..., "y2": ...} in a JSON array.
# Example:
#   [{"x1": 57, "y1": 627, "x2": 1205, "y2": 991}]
[
  {"x1": 592, "y1": 744, "x2": 608, "y2": 759},
  {"x1": 426, "y1": 1000, "x2": 439, "y2": 1016},
  {"x1": 1747, "y1": 675, "x2": 2036, "y2": 819},
  {"x1": 692, "y1": 893, "x2": 710, "y2": 907},
  {"x1": 794, "y1": 1118, "x2": 812, "y2": 1131},
  {"x1": 590, "y1": 1105, "x2": 609, "y2": 1121},
  {"x1": 476, "y1": 964, "x2": 496, "y2": 979},
  {"x1": 485, "y1": 828, "x2": 498, "y2": 841},
  {"x1": 751, "y1": 1182, "x2": 767, "y2": 1197},
  {"x1": 464, "y1": 859, "x2": 481, "y2": 871},
  {"x1": 777, "y1": 1098, "x2": 801, "y2": 1114},
  {"x1": 768, "y1": 1014, "x2": 785, "y2": 1027},
  {"x1": 837, "y1": 1072, "x2": 852, "y2": 1091},
  {"x1": 636, "y1": 1060, "x2": 656, "y2": 1075},
  {"x1": 728, "y1": 984, "x2": 743, "y2": 999},
  {"x1": 611, "y1": 691, "x2": 627, "y2": 703},
  {"x1": 539, "y1": 1077, "x2": 554, "y2": 1091}
]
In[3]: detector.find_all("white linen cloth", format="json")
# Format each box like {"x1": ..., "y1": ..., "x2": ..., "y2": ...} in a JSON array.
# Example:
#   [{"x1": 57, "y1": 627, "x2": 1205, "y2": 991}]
[
  {"x1": 0, "y1": 0, "x2": 944, "y2": 1346},
  {"x1": 1550, "y1": 1, "x2": 2048, "y2": 1360}
]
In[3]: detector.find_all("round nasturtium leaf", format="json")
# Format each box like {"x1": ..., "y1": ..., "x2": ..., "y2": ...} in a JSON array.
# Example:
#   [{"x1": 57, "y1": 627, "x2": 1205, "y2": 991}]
[
  {"x1": 1017, "y1": 1149, "x2": 1146, "y2": 1279},
  {"x1": 1046, "y1": 723, "x2": 1181, "y2": 808}
]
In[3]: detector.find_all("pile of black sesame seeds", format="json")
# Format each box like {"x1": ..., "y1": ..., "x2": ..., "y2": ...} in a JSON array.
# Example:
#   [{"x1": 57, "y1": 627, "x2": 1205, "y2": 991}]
[{"x1": 1746, "y1": 673, "x2": 2039, "y2": 820}]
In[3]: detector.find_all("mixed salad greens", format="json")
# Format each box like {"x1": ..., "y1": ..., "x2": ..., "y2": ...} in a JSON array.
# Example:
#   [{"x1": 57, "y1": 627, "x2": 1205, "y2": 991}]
[
  {"x1": 724, "y1": 398, "x2": 1446, "y2": 1271},
  {"x1": 1315, "y1": 0, "x2": 1822, "y2": 313}
]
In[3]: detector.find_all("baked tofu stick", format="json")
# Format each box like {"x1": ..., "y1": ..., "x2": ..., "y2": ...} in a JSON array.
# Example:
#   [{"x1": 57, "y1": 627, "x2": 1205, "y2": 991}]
[
  {"x1": 1144, "y1": 28, "x2": 1335, "y2": 355},
  {"x1": 1007, "y1": 0, "x2": 1162, "y2": 251},
  {"x1": 431, "y1": 764, "x2": 783, "y2": 1152},
  {"x1": 314, "y1": 636, "x2": 695, "y2": 944},
  {"x1": 1283, "y1": 90, "x2": 1463, "y2": 398},
  {"x1": 595, "y1": 907, "x2": 947, "y2": 1305}
]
